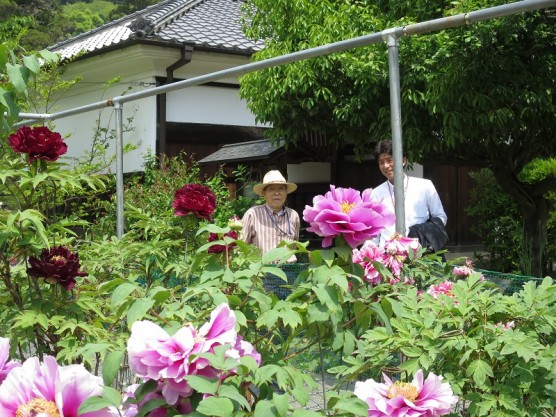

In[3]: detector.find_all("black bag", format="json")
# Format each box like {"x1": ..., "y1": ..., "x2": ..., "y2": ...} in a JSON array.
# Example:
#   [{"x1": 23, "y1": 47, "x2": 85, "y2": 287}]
[{"x1": 408, "y1": 217, "x2": 449, "y2": 252}]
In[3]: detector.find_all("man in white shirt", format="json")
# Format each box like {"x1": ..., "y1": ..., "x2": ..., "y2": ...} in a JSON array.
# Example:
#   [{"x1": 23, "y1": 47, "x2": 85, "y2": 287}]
[{"x1": 370, "y1": 140, "x2": 447, "y2": 247}]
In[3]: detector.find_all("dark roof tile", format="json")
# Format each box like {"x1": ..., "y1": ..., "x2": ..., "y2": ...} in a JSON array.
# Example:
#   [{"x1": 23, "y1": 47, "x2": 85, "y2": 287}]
[
  {"x1": 49, "y1": 0, "x2": 262, "y2": 60},
  {"x1": 198, "y1": 139, "x2": 284, "y2": 164}
]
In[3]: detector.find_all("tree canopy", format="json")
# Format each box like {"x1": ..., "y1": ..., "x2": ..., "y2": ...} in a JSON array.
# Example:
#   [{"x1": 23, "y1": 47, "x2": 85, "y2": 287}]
[{"x1": 240, "y1": 0, "x2": 556, "y2": 275}]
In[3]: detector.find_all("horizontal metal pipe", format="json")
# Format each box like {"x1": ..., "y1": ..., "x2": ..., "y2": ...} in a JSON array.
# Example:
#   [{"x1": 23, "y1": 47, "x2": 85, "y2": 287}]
[{"x1": 11, "y1": 0, "x2": 554, "y2": 126}]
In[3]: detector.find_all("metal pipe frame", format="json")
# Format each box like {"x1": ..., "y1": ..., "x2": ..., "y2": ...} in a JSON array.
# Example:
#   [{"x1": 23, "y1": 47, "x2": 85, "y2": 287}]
[{"x1": 11, "y1": 0, "x2": 556, "y2": 238}]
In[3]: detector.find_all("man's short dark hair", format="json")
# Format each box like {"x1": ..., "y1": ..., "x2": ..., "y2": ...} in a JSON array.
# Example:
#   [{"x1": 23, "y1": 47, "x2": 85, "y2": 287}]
[{"x1": 373, "y1": 140, "x2": 393, "y2": 160}]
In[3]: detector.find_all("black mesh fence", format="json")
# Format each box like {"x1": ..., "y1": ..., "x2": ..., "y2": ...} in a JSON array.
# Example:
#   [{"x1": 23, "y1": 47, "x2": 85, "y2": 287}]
[{"x1": 477, "y1": 268, "x2": 549, "y2": 295}]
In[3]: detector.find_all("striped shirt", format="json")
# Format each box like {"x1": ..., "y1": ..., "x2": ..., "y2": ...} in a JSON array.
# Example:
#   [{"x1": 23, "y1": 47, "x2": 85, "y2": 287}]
[{"x1": 241, "y1": 204, "x2": 300, "y2": 262}]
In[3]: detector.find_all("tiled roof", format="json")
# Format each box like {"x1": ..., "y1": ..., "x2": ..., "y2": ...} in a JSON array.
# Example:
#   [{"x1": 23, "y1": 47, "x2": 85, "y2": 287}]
[
  {"x1": 198, "y1": 139, "x2": 284, "y2": 164},
  {"x1": 49, "y1": 0, "x2": 263, "y2": 60}
]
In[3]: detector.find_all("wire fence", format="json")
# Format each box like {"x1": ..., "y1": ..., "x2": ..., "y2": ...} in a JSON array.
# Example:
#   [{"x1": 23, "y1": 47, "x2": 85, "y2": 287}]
[{"x1": 477, "y1": 268, "x2": 549, "y2": 295}]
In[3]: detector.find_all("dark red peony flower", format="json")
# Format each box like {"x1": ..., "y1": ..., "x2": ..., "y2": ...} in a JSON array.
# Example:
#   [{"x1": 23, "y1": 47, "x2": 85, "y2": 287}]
[
  {"x1": 207, "y1": 230, "x2": 238, "y2": 254},
  {"x1": 173, "y1": 184, "x2": 217, "y2": 220},
  {"x1": 8, "y1": 126, "x2": 68, "y2": 163},
  {"x1": 27, "y1": 246, "x2": 88, "y2": 290}
]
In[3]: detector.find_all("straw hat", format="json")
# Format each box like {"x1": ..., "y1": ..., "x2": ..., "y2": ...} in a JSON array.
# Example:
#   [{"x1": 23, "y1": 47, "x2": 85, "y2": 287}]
[{"x1": 252, "y1": 170, "x2": 297, "y2": 196}]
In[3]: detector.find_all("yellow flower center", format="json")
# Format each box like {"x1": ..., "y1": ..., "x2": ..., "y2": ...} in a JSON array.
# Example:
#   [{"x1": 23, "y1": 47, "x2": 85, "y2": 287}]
[
  {"x1": 387, "y1": 381, "x2": 419, "y2": 402},
  {"x1": 341, "y1": 202, "x2": 355, "y2": 214},
  {"x1": 51, "y1": 255, "x2": 67, "y2": 264},
  {"x1": 16, "y1": 397, "x2": 61, "y2": 417}
]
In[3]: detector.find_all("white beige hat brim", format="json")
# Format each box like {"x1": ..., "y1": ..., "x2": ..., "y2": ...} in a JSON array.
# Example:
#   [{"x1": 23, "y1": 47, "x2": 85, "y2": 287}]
[{"x1": 252, "y1": 170, "x2": 297, "y2": 196}]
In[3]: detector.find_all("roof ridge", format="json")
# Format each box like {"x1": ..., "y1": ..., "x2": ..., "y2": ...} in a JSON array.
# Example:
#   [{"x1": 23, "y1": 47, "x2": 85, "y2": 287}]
[
  {"x1": 148, "y1": 0, "x2": 208, "y2": 35},
  {"x1": 48, "y1": 0, "x2": 183, "y2": 50}
]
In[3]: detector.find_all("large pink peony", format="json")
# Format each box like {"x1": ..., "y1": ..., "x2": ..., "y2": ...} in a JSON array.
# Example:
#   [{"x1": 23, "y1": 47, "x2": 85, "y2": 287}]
[
  {"x1": 0, "y1": 338, "x2": 20, "y2": 385},
  {"x1": 303, "y1": 186, "x2": 395, "y2": 248},
  {"x1": 0, "y1": 355, "x2": 114, "y2": 417},
  {"x1": 127, "y1": 304, "x2": 260, "y2": 406},
  {"x1": 354, "y1": 369, "x2": 458, "y2": 417},
  {"x1": 8, "y1": 126, "x2": 68, "y2": 163}
]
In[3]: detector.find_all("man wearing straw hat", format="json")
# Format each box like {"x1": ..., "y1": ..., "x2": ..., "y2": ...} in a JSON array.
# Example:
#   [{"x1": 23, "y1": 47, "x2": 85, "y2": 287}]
[
  {"x1": 241, "y1": 169, "x2": 301, "y2": 300},
  {"x1": 241, "y1": 170, "x2": 300, "y2": 263}
]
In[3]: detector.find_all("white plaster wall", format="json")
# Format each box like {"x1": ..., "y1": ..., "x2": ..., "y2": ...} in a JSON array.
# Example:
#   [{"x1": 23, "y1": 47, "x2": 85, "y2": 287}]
[
  {"x1": 166, "y1": 86, "x2": 260, "y2": 126},
  {"x1": 51, "y1": 77, "x2": 157, "y2": 174}
]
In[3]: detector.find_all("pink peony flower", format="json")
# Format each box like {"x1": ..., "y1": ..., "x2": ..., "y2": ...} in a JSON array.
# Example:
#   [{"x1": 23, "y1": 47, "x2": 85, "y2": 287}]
[
  {"x1": 303, "y1": 186, "x2": 395, "y2": 248},
  {"x1": 8, "y1": 126, "x2": 68, "y2": 163},
  {"x1": 352, "y1": 240, "x2": 386, "y2": 285},
  {"x1": 0, "y1": 338, "x2": 20, "y2": 385},
  {"x1": 0, "y1": 355, "x2": 114, "y2": 417},
  {"x1": 121, "y1": 383, "x2": 191, "y2": 417},
  {"x1": 452, "y1": 259, "x2": 485, "y2": 281},
  {"x1": 354, "y1": 369, "x2": 458, "y2": 417},
  {"x1": 494, "y1": 321, "x2": 515, "y2": 330},
  {"x1": 427, "y1": 281, "x2": 456, "y2": 300},
  {"x1": 173, "y1": 184, "x2": 217, "y2": 220},
  {"x1": 382, "y1": 233, "x2": 421, "y2": 278},
  {"x1": 127, "y1": 304, "x2": 260, "y2": 406}
]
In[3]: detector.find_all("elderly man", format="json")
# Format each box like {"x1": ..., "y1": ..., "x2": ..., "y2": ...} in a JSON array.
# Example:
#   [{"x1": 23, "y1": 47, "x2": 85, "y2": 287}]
[
  {"x1": 241, "y1": 170, "x2": 301, "y2": 300},
  {"x1": 241, "y1": 170, "x2": 300, "y2": 260}
]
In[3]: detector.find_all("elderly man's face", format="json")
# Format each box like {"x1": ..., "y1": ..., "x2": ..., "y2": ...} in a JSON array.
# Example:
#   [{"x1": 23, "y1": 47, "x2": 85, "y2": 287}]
[{"x1": 263, "y1": 184, "x2": 287, "y2": 211}]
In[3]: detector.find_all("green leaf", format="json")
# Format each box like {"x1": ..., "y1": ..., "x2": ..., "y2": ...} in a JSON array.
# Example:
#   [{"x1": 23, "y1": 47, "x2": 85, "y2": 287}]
[
  {"x1": 102, "y1": 350, "x2": 125, "y2": 386},
  {"x1": 500, "y1": 332, "x2": 542, "y2": 362},
  {"x1": 111, "y1": 283, "x2": 139, "y2": 307},
  {"x1": 333, "y1": 398, "x2": 369, "y2": 416},
  {"x1": 466, "y1": 359, "x2": 493, "y2": 387},
  {"x1": 254, "y1": 400, "x2": 276, "y2": 417},
  {"x1": 78, "y1": 395, "x2": 114, "y2": 415},
  {"x1": 218, "y1": 384, "x2": 252, "y2": 411},
  {"x1": 183, "y1": 375, "x2": 219, "y2": 394},
  {"x1": 102, "y1": 386, "x2": 122, "y2": 407},
  {"x1": 0, "y1": 88, "x2": 18, "y2": 116},
  {"x1": 133, "y1": 379, "x2": 159, "y2": 402},
  {"x1": 196, "y1": 397, "x2": 234, "y2": 417},
  {"x1": 38, "y1": 49, "x2": 60, "y2": 64},
  {"x1": 127, "y1": 299, "x2": 155, "y2": 327},
  {"x1": 136, "y1": 397, "x2": 167, "y2": 417},
  {"x1": 22, "y1": 54, "x2": 40, "y2": 74},
  {"x1": 272, "y1": 393, "x2": 289, "y2": 417},
  {"x1": 6, "y1": 63, "x2": 29, "y2": 92}
]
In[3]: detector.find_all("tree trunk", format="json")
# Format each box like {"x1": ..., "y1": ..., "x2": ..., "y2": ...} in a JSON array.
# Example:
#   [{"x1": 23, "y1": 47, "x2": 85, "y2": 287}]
[
  {"x1": 521, "y1": 202, "x2": 549, "y2": 277},
  {"x1": 493, "y1": 169, "x2": 550, "y2": 277}
]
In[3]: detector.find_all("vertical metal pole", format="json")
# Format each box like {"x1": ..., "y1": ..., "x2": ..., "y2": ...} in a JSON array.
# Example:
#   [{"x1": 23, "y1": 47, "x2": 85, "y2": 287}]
[
  {"x1": 386, "y1": 33, "x2": 406, "y2": 236},
  {"x1": 114, "y1": 100, "x2": 125, "y2": 238}
]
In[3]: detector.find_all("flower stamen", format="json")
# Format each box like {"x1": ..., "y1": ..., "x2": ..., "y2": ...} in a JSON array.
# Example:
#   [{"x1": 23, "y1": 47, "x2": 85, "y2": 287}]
[
  {"x1": 341, "y1": 201, "x2": 356, "y2": 213},
  {"x1": 387, "y1": 381, "x2": 419, "y2": 402},
  {"x1": 16, "y1": 397, "x2": 61, "y2": 417}
]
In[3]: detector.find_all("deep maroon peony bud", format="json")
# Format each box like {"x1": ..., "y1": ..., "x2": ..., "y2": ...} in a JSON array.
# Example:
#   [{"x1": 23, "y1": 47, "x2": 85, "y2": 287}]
[
  {"x1": 27, "y1": 246, "x2": 88, "y2": 290},
  {"x1": 173, "y1": 184, "x2": 217, "y2": 220},
  {"x1": 207, "y1": 230, "x2": 238, "y2": 254},
  {"x1": 8, "y1": 126, "x2": 68, "y2": 163}
]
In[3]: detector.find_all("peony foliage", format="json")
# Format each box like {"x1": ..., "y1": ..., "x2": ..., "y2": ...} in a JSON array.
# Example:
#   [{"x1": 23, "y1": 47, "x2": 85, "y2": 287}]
[{"x1": 0, "y1": 78, "x2": 554, "y2": 416}]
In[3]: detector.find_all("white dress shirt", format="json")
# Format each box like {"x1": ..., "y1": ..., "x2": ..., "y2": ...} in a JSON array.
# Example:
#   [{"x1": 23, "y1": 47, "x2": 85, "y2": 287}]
[{"x1": 370, "y1": 175, "x2": 447, "y2": 245}]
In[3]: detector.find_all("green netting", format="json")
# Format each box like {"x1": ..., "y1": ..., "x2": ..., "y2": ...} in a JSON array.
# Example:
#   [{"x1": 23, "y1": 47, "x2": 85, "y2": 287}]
[
  {"x1": 477, "y1": 268, "x2": 548, "y2": 295},
  {"x1": 264, "y1": 263, "x2": 309, "y2": 300}
]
